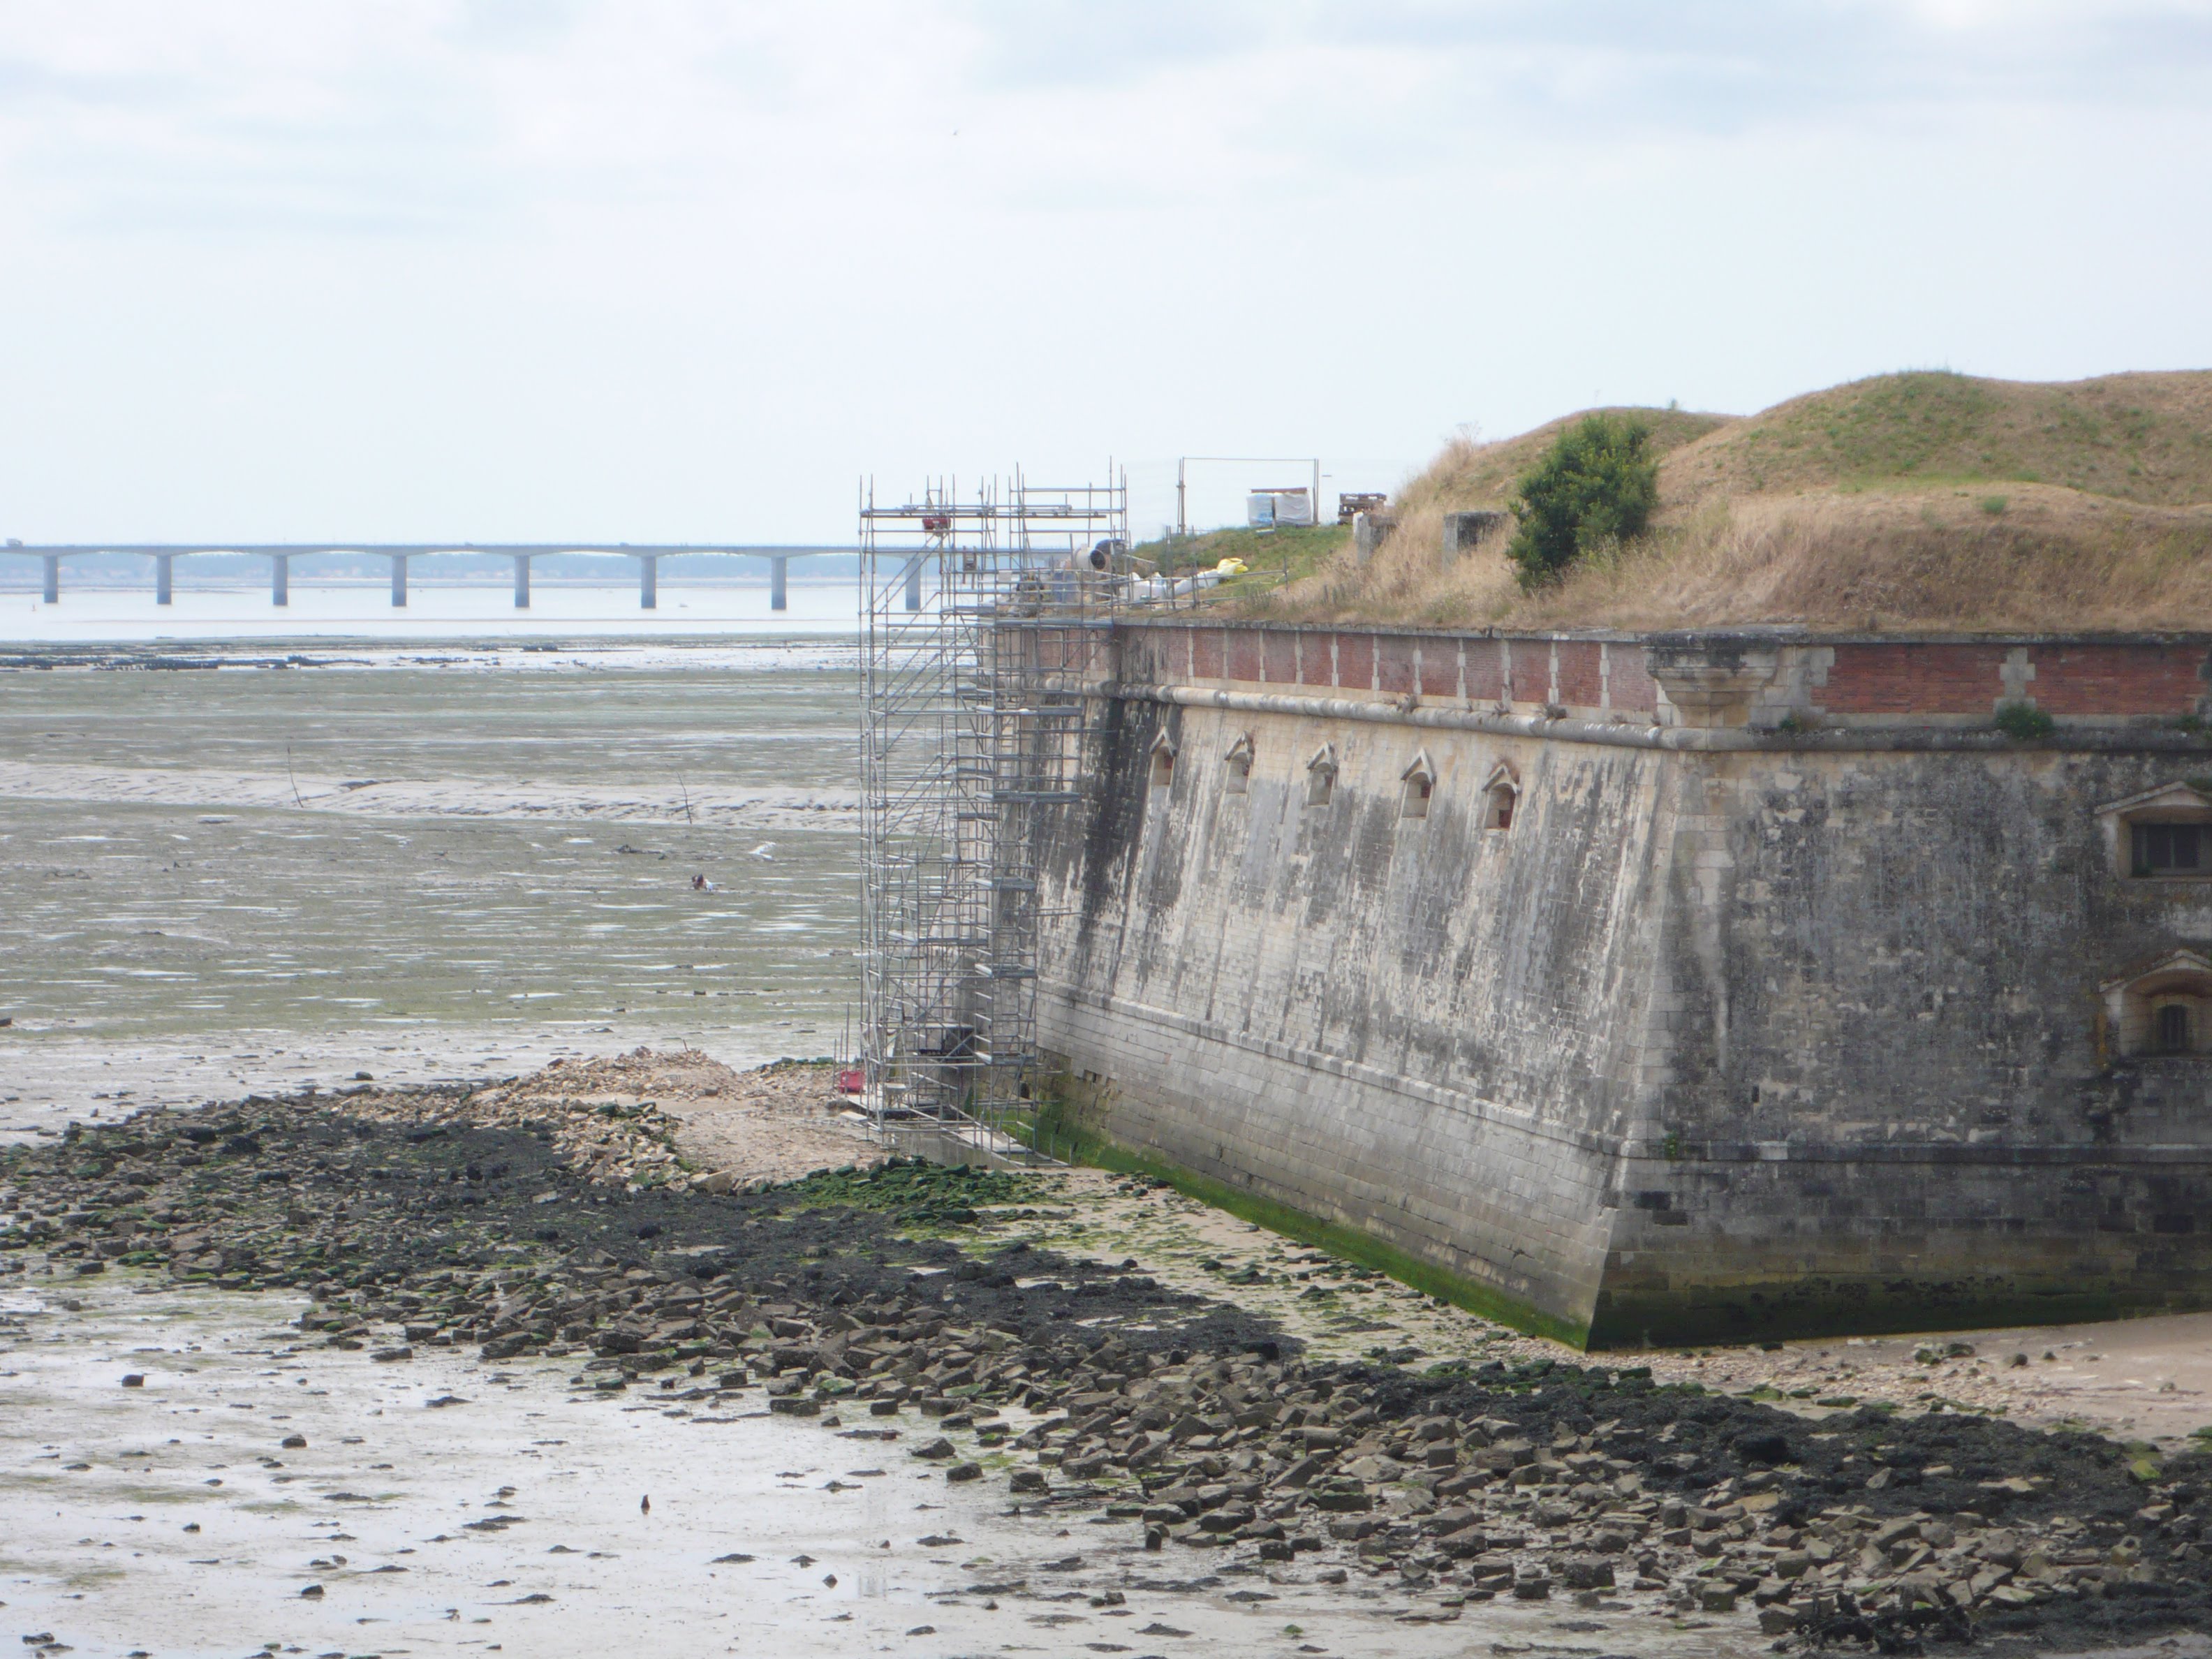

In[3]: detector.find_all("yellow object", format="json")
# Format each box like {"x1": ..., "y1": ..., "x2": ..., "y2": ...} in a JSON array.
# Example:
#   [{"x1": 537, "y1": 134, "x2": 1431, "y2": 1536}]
[{"x1": 1215, "y1": 557, "x2": 1248, "y2": 575}]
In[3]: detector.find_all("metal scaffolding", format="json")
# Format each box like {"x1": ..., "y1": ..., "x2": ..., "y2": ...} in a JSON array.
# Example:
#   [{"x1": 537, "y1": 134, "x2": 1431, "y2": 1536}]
[{"x1": 857, "y1": 470, "x2": 1126, "y2": 1162}]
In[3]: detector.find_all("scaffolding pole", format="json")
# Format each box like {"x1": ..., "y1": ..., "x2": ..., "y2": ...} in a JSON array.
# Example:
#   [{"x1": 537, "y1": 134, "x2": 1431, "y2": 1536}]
[{"x1": 858, "y1": 469, "x2": 1127, "y2": 1165}]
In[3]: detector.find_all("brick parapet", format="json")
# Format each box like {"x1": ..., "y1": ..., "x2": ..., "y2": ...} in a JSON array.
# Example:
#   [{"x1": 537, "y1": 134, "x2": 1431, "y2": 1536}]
[{"x1": 1110, "y1": 619, "x2": 2212, "y2": 729}]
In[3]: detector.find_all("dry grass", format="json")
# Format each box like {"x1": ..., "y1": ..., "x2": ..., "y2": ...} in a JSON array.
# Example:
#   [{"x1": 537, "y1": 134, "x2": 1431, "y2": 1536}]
[
  {"x1": 1257, "y1": 369, "x2": 2212, "y2": 633},
  {"x1": 1667, "y1": 369, "x2": 2212, "y2": 511},
  {"x1": 1503, "y1": 486, "x2": 2212, "y2": 632}
]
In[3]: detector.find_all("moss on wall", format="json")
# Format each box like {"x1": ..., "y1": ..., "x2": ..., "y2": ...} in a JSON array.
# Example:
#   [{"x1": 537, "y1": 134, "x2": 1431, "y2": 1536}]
[{"x1": 1026, "y1": 1092, "x2": 1592, "y2": 1348}]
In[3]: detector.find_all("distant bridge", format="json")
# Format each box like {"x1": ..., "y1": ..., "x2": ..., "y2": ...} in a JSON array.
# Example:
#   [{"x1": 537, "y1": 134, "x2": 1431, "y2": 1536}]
[{"x1": 0, "y1": 543, "x2": 855, "y2": 612}]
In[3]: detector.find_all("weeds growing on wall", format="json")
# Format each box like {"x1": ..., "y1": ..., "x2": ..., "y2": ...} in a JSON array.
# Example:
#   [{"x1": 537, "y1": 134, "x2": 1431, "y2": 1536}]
[
  {"x1": 1995, "y1": 702, "x2": 2057, "y2": 741},
  {"x1": 1507, "y1": 413, "x2": 1660, "y2": 589}
]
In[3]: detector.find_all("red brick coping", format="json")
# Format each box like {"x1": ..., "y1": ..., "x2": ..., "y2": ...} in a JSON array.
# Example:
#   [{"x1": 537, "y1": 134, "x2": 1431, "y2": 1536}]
[{"x1": 1100, "y1": 624, "x2": 2212, "y2": 730}]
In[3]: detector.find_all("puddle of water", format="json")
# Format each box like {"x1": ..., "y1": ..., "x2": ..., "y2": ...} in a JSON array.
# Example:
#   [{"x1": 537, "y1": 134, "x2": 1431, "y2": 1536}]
[{"x1": 0, "y1": 1271, "x2": 1753, "y2": 1658}]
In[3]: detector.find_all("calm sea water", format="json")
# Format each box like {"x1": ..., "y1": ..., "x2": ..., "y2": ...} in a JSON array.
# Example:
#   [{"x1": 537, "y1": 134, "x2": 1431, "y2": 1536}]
[
  {"x1": 0, "y1": 616, "x2": 862, "y2": 1108},
  {"x1": 0, "y1": 578, "x2": 857, "y2": 642}
]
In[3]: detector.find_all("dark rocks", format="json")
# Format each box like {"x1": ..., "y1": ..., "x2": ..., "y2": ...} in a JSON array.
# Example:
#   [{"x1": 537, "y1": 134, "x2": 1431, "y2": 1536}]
[
  {"x1": 1436, "y1": 1526, "x2": 1488, "y2": 1559},
  {"x1": 1558, "y1": 1556, "x2": 1614, "y2": 1590},
  {"x1": 9, "y1": 1088, "x2": 2212, "y2": 1656},
  {"x1": 1310, "y1": 1481, "x2": 1372, "y2": 1512}
]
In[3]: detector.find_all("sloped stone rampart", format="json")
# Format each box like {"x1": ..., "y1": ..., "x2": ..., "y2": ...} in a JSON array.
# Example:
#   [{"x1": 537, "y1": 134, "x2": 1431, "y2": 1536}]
[{"x1": 1035, "y1": 624, "x2": 2212, "y2": 1345}]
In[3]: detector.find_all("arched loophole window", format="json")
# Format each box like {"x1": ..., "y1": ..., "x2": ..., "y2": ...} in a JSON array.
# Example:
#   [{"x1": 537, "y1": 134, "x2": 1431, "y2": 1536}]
[
  {"x1": 2102, "y1": 949, "x2": 2212, "y2": 1059},
  {"x1": 1400, "y1": 751, "x2": 1436, "y2": 820},
  {"x1": 1305, "y1": 744, "x2": 1338, "y2": 809},
  {"x1": 1223, "y1": 733, "x2": 1254, "y2": 797},
  {"x1": 1481, "y1": 761, "x2": 1519, "y2": 832},
  {"x1": 1147, "y1": 732, "x2": 1177, "y2": 792}
]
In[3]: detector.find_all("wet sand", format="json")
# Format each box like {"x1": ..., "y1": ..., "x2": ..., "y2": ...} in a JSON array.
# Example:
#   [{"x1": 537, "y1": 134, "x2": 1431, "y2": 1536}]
[
  {"x1": 7, "y1": 1058, "x2": 2212, "y2": 1658},
  {"x1": 1, "y1": 1024, "x2": 804, "y2": 1145},
  {"x1": 1, "y1": 1274, "x2": 1778, "y2": 1659},
  {"x1": 0, "y1": 643, "x2": 859, "y2": 1054}
]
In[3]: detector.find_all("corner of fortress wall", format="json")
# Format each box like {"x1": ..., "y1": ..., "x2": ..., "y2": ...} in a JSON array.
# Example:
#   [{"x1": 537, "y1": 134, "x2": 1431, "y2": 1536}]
[{"x1": 1030, "y1": 621, "x2": 2212, "y2": 1348}]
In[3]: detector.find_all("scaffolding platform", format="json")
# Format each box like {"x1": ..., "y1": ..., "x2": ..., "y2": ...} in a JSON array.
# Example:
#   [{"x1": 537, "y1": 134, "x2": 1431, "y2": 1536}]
[{"x1": 857, "y1": 470, "x2": 1126, "y2": 1168}]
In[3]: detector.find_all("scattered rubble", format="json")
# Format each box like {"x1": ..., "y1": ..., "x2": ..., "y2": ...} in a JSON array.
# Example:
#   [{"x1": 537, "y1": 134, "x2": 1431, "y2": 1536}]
[
  {"x1": 480, "y1": 1044, "x2": 756, "y2": 1112},
  {"x1": 1, "y1": 1066, "x2": 2208, "y2": 1654},
  {"x1": 316, "y1": 1047, "x2": 875, "y2": 1194}
]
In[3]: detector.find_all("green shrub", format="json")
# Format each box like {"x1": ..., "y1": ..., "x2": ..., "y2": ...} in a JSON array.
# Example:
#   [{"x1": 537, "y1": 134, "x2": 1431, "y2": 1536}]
[
  {"x1": 1994, "y1": 702, "x2": 2056, "y2": 741},
  {"x1": 1507, "y1": 413, "x2": 1660, "y2": 588}
]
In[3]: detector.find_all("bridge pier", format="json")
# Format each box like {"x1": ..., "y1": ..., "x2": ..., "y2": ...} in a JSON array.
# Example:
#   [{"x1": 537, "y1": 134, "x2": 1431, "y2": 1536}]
[
  {"x1": 155, "y1": 554, "x2": 173, "y2": 605},
  {"x1": 639, "y1": 554, "x2": 658, "y2": 610},
  {"x1": 42, "y1": 554, "x2": 58, "y2": 603},
  {"x1": 513, "y1": 554, "x2": 531, "y2": 609},
  {"x1": 390, "y1": 553, "x2": 408, "y2": 607},
  {"x1": 771, "y1": 555, "x2": 788, "y2": 612},
  {"x1": 270, "y1": 553, "x2": 289, "y2": 607}
]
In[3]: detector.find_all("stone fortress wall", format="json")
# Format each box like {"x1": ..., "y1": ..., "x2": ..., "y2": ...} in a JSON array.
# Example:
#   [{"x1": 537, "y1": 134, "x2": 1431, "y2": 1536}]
[{"x1": 1030, "y1": 619, "x2": 2212, "y2": 1346}]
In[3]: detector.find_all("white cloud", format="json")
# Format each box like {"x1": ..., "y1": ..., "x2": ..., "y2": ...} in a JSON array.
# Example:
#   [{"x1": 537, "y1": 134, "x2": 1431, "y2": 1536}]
[{"x1": 0, "y1": 1, "x2": 2204, "y2": 540}]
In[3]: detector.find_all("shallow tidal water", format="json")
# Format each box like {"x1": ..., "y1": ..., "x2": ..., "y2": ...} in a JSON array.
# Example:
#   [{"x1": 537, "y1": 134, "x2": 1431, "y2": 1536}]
[
  {"x1": 0, "y1": 1269, "x2": 1768, "y2": 1659},
  {"x1": 0, "y1": 640, "x2": 860, "y2": 1119}
]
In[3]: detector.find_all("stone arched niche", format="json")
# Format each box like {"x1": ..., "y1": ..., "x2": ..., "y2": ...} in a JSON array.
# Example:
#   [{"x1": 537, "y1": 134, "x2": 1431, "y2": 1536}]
[
  {"x1": 1223, "y1": 732, "x2": 1254, "y2": 797},
  {"x1": 2102, "y1": 949, "x2": 2212, "y2": 1059},
  {"x1": 1400, "y1": 750, "x2": 1436, "y2": 820},
  {"x1": 1482, "y1": 760, "x2": 1519, "y2": 832},
  {"x1": 1147, "y1": 730, "x2": 1177, "y2": 792},
  {"x1": 1305, "y1": 743, "x2": 1338, "y2": 808}
]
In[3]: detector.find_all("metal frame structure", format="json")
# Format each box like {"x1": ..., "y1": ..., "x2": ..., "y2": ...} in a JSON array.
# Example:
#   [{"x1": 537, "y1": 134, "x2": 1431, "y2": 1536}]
[{"x1": 857, "y1": 470, "x2": 1126, "y2": 1162}]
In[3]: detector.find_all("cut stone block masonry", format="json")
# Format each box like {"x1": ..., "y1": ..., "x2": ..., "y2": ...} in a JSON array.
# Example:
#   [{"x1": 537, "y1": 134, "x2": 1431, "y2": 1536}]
[{"x1": 1031, "y1": 621, "x2": 2212, "y2": 1346}]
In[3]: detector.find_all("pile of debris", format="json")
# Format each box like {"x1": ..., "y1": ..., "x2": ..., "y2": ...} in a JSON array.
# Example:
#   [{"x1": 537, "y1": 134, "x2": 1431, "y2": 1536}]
[
  {"x1": 330, "y1": 1048, "x2": 853, "y2": 1195},
  {"x1": 479, "y1": 1045, "x2": 754, "y2": 1109},
  {"x1": 345, "y1": 1079, "x2": 701, "y2": 1191}
]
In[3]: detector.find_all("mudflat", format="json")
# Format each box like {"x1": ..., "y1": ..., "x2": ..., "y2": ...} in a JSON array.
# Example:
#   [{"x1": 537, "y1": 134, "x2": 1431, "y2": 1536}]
[{"x1": 5, "y1": 1052, "x2": 2210, "y2": 1657}]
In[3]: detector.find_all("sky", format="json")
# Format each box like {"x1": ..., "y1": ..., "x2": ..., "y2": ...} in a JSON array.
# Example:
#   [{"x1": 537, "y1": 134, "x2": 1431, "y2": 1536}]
[{"x1": 1, "y1": 1, "x2": 2208, "y2": 543}]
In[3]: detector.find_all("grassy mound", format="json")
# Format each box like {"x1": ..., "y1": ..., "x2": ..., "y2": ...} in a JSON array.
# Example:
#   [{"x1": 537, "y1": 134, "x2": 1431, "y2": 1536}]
[
  {"x1": 1670, "y1": 370, "x2": 2212, "y2": 510},
  {"x1": 1235, "y1": 369, "x2": 2212, "y2": 633}
]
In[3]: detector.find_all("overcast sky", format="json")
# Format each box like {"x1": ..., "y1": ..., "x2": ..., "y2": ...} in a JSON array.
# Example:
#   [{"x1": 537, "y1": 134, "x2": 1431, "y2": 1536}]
[{"x1": 2, "y1": 1, "x2": 2208, "y2": 543}]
